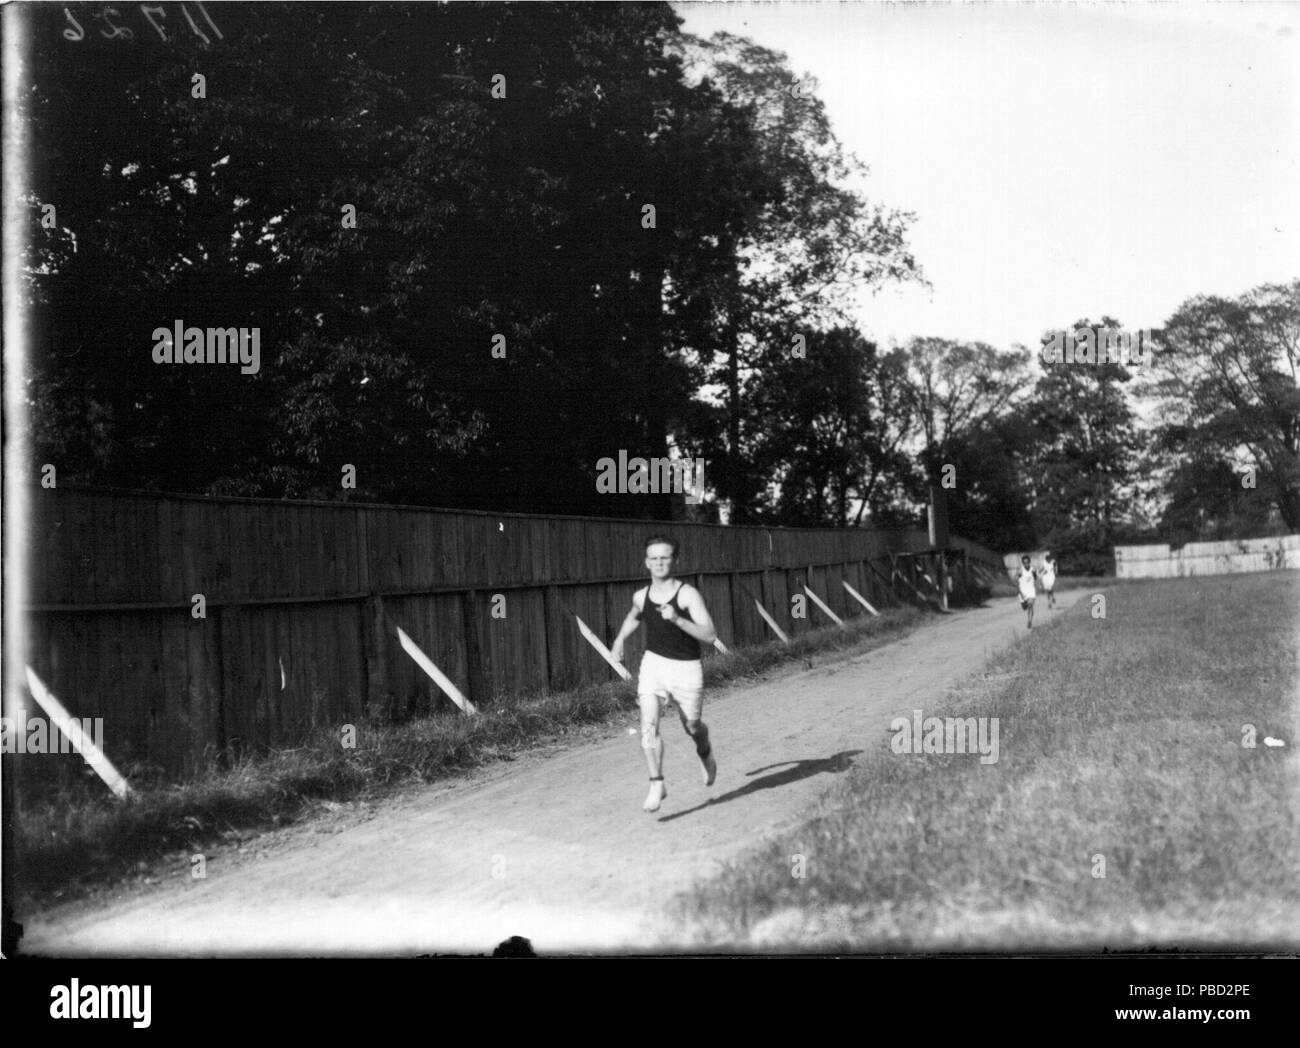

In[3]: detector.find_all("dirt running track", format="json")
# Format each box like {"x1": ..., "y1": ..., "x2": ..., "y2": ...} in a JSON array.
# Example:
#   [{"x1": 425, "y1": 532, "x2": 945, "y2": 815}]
[{"x1": 20, "y1": 593, "x2": 1078, "y2": 955}]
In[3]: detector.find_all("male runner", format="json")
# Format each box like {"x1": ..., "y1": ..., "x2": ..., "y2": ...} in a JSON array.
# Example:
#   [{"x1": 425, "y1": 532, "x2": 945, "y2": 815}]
[
  {"x1": 611, "y1": 535, "x2": 719, "y2": 813},
  {"x1": 1040, "y1": 552, "x2": 1057, "y2": 610},
  {"x1": 1017, "y1": 554, "x2": 1038, "y2": 629}
]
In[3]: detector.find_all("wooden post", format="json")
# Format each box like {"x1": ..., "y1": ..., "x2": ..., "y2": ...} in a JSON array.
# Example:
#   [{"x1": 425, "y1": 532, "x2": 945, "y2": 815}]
[
  {"x1": 892, "y1": 556, "x2": 934, "y2": 607},
  {"x1": 24, "y1": 667, "x2": 132, "y2": 799},
  {"x1": 802, "y1": 585, "x2": 845, "y2": 627},
  {"x1": 738, "y1": 578, "x2": 789, "y2": 644},
  {"x1": 863, "y1": 557, "x2": 897, "y2": 607},
  {"x1": 753, "y1": 597, "x2": 790, "y2": 643},
  {"x1": 394, "y1": 626, "x2": 477, "y2": 714},
  {"x1": 574, "y1": 614, "x2": 632, "y2": 681},
  {"x1": 842, "y1": 579, "x2": 879, "y2": 616}
]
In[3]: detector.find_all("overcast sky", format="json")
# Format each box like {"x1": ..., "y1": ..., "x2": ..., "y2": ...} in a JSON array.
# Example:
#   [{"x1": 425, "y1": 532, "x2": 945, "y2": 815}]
[{"x1": 674, "y1": 1, "x2": 1300, "y2": 353}]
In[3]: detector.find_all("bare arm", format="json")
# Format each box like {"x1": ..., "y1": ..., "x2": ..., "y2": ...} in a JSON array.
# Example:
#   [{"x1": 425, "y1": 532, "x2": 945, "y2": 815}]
[
  {"x1": 669, "y1": 585, "x2": 717, "y2": 645},
  {"x1": 610, "y1": 590, "x2": 645, "y2": 663}
]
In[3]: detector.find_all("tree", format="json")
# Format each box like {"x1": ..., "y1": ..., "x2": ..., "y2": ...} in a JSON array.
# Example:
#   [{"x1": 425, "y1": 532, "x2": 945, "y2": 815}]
[
  {"x1": 24, "y1": 3, "x2": 492, "y2": 498},
  {"x1": 743, "y1": 327, "x2": 918, "y2": 526},
  {"x1": 1157, "y1": 454, "x2": 1283, "y2": 544},
  {"x1": 937, "y1": 413, "x2": 1038, "y2": 552},
  {"x1": 1145, "y1": 280, "x2": 1300, "y2": 530},
  {"x1": 1024, "y1": 319, "x2": 1144, "y2": 567},
  {"x1": 22, "y1": 3, "x2": 819, "y2": 519},
  {"x1": 670, "y1": 32, "x2": 921, "y2": 522},
  {"x1": 891, "y1": 339, "x2": 1028, "y2": 483}
]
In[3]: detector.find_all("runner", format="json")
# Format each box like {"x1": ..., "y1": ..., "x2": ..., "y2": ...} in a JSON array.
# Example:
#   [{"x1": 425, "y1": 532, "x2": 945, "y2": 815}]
[
  {"x1": 1017, "y1": 554, "x2": 1038, "y2": 629},
  {"x1": 611, "y1": 535, "x2": 719, "y2": 813},
  {"x1": 1040, "y1": 551, "x2": 1057, "y2": 610}
]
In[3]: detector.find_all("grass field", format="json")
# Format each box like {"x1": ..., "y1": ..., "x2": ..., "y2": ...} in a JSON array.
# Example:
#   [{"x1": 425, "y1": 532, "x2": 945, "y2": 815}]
[
  {"x1": 15, "y1": 601, "x2": 927, "y2": 906},
  {"x1": 668, "y1": 571, "x2": 1300, "y2": 951}
]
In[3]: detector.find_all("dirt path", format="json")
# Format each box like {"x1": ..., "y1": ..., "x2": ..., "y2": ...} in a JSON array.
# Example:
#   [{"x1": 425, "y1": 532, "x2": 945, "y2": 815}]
[{"x1": 20, "y1": 593, "x2": 1078, "y2": 955}]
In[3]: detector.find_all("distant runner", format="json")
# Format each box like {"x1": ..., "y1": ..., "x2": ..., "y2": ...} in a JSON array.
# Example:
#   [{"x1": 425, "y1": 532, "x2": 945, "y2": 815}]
[
  {"x1": 611, "y1": 535, "x2": 719, "y2": 812},
  {"x1": 1017, "y1": 554, "x2": 1038, "y2": 629},
  {"x1": 1040, "y1": 552, "x2": 1057, "y2": 610}
]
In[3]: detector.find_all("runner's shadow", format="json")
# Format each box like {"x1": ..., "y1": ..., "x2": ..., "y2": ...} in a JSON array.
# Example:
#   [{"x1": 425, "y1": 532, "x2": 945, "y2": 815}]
[{"x1": 657, "y1": 750, "x2": 862, "y2": 823}]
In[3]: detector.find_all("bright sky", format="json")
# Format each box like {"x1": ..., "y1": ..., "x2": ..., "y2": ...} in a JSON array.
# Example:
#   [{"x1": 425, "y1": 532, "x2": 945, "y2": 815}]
[{"x1": 675, "y1": 1, "x2": 1300, "y2": 352}]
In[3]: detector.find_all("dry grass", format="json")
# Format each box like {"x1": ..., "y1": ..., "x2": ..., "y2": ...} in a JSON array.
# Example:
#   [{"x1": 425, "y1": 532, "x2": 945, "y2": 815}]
[{"x1": 668, "y1": 571, "x2": 1300, "y2": 952}]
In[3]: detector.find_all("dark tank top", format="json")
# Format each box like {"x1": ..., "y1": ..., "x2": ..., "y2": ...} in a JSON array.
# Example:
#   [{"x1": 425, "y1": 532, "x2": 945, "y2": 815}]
[{"x1": 642, "y1": 582, "x2": 702, "y2": 661}]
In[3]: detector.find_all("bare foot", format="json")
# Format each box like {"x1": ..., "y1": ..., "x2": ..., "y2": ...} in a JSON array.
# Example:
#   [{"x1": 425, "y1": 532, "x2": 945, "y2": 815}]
[
  {"x1": 643, "y1": 779, "x2": 666, "y2": 812},
  {"x1": 700, "y1": 751, "x2": 717, "y2": 786}
]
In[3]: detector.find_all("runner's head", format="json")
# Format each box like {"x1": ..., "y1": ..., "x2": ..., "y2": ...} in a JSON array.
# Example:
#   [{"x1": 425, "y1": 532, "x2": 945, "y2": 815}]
[
  {"x1": 645, "y1": 535, "x2": 678, "y2": 580},
  {"x1": 1021, "y1": 554, "x2": 1032, "y2": 568}
]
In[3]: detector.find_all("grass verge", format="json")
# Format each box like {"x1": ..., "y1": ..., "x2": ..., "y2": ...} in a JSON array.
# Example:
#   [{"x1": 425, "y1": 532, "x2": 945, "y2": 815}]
[
  {"x1": 666, "y1": 571, "x2": 1300, "y2": 951},
  {"x1": 16, "y1": 601, "x2": 927, "y2": 907}
]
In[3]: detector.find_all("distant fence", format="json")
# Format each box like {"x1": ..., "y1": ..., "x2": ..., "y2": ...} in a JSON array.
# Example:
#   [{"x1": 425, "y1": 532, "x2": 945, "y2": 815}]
[
  {"x1": 1114, "y1": 536, "x2": 1300, "y2": 579},
  {"x1": 19, "y1": 487, "x2": 1003, "y2": 780}
]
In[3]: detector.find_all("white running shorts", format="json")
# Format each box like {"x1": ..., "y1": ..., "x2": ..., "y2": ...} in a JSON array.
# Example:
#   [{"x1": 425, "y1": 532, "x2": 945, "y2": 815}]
[{"x1": 638, "y1": 650, "x2": 704, "y2": 720}]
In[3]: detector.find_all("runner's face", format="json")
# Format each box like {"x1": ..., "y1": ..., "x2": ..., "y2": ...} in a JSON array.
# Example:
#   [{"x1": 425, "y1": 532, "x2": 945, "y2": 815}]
[{"x1": 645, "y1": 544, "x2": 675, "y2": 579}]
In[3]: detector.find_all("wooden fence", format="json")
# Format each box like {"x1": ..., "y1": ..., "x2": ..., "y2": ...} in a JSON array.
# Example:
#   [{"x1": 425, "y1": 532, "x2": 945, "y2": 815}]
[
  {"x1": 1113, "y1": 536, "x2": 1300, "y2": 578},
  {"x1": 19, "y1": 486, "x2": 1004, "y2": 780}
]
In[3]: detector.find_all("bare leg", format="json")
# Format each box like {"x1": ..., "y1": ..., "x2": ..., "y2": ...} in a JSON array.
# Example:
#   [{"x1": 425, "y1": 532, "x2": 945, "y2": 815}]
[
  {"x1": 639, "y1": 691, "x2": 666, "y2": 811},
  {"x1": 675, "y1": 701, "x2": 716, "y2": 786}
]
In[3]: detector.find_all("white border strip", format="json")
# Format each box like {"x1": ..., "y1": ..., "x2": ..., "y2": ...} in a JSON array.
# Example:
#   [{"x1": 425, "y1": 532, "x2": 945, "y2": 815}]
[{"x1": 4, "y1": 4, "x2": 33, "y2": 760}]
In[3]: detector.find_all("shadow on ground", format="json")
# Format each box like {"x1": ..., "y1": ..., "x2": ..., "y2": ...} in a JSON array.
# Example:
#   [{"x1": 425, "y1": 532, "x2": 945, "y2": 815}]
[{"x1": 657, "y1": 749, "x2": 862, "y2": 823}]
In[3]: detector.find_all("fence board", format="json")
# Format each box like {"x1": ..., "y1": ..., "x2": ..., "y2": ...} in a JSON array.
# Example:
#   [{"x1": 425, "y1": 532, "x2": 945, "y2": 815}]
[
  {"x1": 158, "y1": 613, "x2": 191, "y2": 778},
  {"x1": 696, "y1": 574, "x2": 734, "y2": 653},
  {"x1": 185, "y1": 613, "x2": 219, "y2": 773}
]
